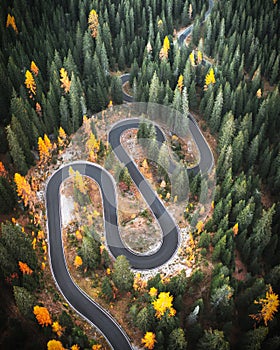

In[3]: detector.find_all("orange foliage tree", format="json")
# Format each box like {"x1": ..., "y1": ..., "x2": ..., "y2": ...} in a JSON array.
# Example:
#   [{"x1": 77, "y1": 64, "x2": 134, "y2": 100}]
[
  {"x1": 47, "y1": 339, "x2": 65, "y2": 350},
  {"x1": 232, "y1": 223, "x2": 239, "y2": 236},
  {"x1": 52, "y1": 321, "x2": 64, "y2": 337},
  {"x1": 38, "y1": 136, "x2": 50, "y2": 162},
  {"x1": 141, "y1": 332, "x2": 156, "y2": 349},
  {"x1": 177, "y1": 74, "x2": 184, "y2": 92},
  {"x1": 71, "y1": 345, "x2": 80, "y2": 350},
  {"x1": 60, "y1": 68, "x2": 71, "y2": 93},
  {"x1": 18, "y1": 261, "x2": 33, "y2": 275},
  {"x1": 74, "y1": 255, "x2": 83, "y2": 268},
  {"x1": 14, "y1": 173, "x2": 33, "y2": 207},
  {"x1": 33, "y1": 305, "x2": 52, "y2": 327},
  {"x1": 0, "y1": 161, "x2": 7, "y2": 177},
  {"x1": 250, "y1": 285, "x2": 279, "y2": 326},
  {"x1": 38, "y1": 134, "x2": 52, "y2": 163},
  {"x1": 88, "y1": 9, "x2": 99, "y2": 38},
  {"x1": 30, "y1": 61, "x2": 39, "y2": 76},
  {"x1": 25, "y1": 70, "x2": 36, "y2": 96},
  {"x1": 6, "y1": 14, "x2": 18, "y2": 33}
]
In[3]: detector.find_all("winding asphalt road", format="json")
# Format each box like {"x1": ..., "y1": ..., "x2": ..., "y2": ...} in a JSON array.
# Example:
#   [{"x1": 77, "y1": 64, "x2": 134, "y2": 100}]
[{"x1": 46, "y1": 1, "x2": 214, "y2": 349}]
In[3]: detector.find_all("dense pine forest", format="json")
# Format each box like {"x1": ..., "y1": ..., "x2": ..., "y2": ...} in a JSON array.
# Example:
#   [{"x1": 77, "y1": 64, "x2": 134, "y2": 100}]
[{"x1": 0, "y1": 0, "x2": 280, "y2": 349}]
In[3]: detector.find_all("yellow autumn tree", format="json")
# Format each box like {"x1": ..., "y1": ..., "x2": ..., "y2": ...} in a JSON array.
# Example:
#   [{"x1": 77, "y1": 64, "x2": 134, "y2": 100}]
[
  {"x1": 36, "y1": 102, "x2": 42, "y2": 115},
  {"x1": 86, "y1": 132, "x2": 100, "y2": 162},
  {"x1": 250, "y1": 285, "x2": 279, "y2": 326},
  {"x1": 57, "y1": 127, "x2": 67, "y2": 149},
  {"x1": 6, "y1": 14, "x2": 18, "y2": 33},
  {"x1": 60, "y1": 68, "x2": 71, "y2": 93},
  {"x1": 152, "y1": 292, "x2": 176, "y2": 319},
  {"x1": 74, "y1": 255, "x2": 83, "y2": 268},
  {"x1": 52, "y1": 321, "x2": 64, "y2": 337},
  {"x1": 197, "y1": 50, "x2": 203, "y2": 64},
  {"x1": 14, "y1": 173, "x2": 33, "y2": 207},
  {"x1": 88, "y1": 9, "x2": 99, "y2": 38},
  {"x1": 149, "y1": 287, "x2": 158, "y2": 298},
  {"x1": 47, "y1": 339, "x2": 65, "y2": 350},
  {"x1": 31, "y1": 61, "x2": 39, "y2": 76},
  {"x1": 141, "y1": 332, "x2": 156, "y2": 350},
  {"x1": 159, "y1": 36, "x2": 170, "y2": 60},
  {"x1": 92, "y1": 345, "x2": 101, "y2": 350},
  {"x1": 196, "y1": 221, "x2": 204, "y2": 234},
  {"x1": 18, "y1": 261, "x2": 33, "y2": 275},
  {"x1": 38, "y1": 136, "x2": 50, "y2": 162},
  {"x1": 71, "y1": 345, "x2": 80, "y2": 350},
  {"x1": 25, "y1": 70, "x2": 36, "y2": 96},
  {"x1": 33, "y1": 305, "x2": 52, "y2": 327},
  {"x1": 232, "y1": 223, "x2": 239, "y2": 236},
  {"x1": 256, "y1": 89, "x2": 262, "y2": 99},
  {"x1": 189, "y1": 52, "x2": 195, "y2": 66},
  {"x1": 177, "y1": 74, "x2": 184, "y2": 92},
  {"x1": 205, "y1": 67, "x2": 216, "y2": 88}
]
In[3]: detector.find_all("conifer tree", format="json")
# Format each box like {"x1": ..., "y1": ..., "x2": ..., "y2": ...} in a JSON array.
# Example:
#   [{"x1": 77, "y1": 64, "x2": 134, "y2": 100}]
[{"x1": 6, "y1": 125, "x2": 28, "y2": 175}]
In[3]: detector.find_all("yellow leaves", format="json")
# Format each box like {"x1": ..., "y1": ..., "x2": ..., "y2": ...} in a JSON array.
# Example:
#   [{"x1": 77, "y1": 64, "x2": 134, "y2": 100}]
[
  {"x1": 189, "y1": 52, "x2": 195, "y2": 66},
  {"x1": 108, "y1": 100, "x2": 113, "y2": 108},
  {"x1": 41, "y1": 262, "x2": 46, "y2": 270},
  {"x1": 88, "y1": 9, "x2": 99, "y2": 38},
  {"x1": 75, "y1": 230, "x2": 83, "y2": 241},
  {"x1": 232, "y1": 223, "x2": 239, "y2": 236},
  {"x1": 18, "y1": 261, "x2": 33, "y2": 275},
  {"x1": 47, "y1": 339, "x2": 65, "y2": 350},
  {"x1": 33, "y1": 305, "x2": 52, "y2": 327},
  {"x1": 14, "y1": 173, "x2": 32, "y2": 207},
  {"x1": 86, "y1": 132, "x2": 100, "y2": 162},
  {"x1": 74, "y1": 255, "x2": 83, "y2": 268},
  {"x1": 211, "y1": 201, "x2": 215, "y2": 209},
  {"x1": 205, "y1": 68, "x2": 216, "y2": 89},
  {"x1": 141, "y1": 332, "x2": 156, "y2": 349},
  {"x1": 38, "y1": 136, "x2": 49, "y2": 162},
  {"x1": 92, "y1": 345, "x2": 102, "y2": 350},
  {"x1": 31, "y1": 61, "x2": 39, "y2": 76},
  {"x1": 197, "y1": 50, "x2": 203, "y2": 64},
  {"x1": 6, "y1": 14, "x2": 18, "y2": 33},
  {"x1": 149, "y1": 287, "x2": 158, "y2": 298},
  {"x1": 60, "y1": 68, "x2": 71, "y2": 93},
  {"x1": 25, "y1": 70, "x2": 36, "y2": 96},
  {"x1": 71, "y1": 345, "x2": 80, "y2": 350},
  {"x1": 69, "y1": 168, "x2": 87, "y2": 194},
  {"x1": 142, "y1": 158, "x2": 149, "y2": 169},
  {"x1": 133, "y1": 272, "x2": 147, "y2": 291},
  {"x1": 58, "y1": 127, "x2": 67, "y2": 140},
  {"x1": 106, "y1": 268, "x2": 111, "y2": 275},
  {"x1": 159, "y1": 36, "x2": 170, "y2": 60},
  {"x1": 157, "y1": 19, "x2": 163, "y2": 29},
  {"x1": 250, "y1": 285, "x2": 279, "y2": 326},
  {"x1": 52, "y1": 321, "x2": 64, "y2": 337},
  {"x1": 32, "y1": 237, "x2": 37, "y2": 250},
  {"x1": 256, "y1": 89, "x2": 262, "y2": 99},
  {"x1": 152, "y1": 292, "x2": 176, "y2": 319},
  {"x1": 196, "y1": 221, "x2": 204, "y2": 234},
  {"x1": 177, "y1": 74, "x2": 184, "y2": 92}
]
